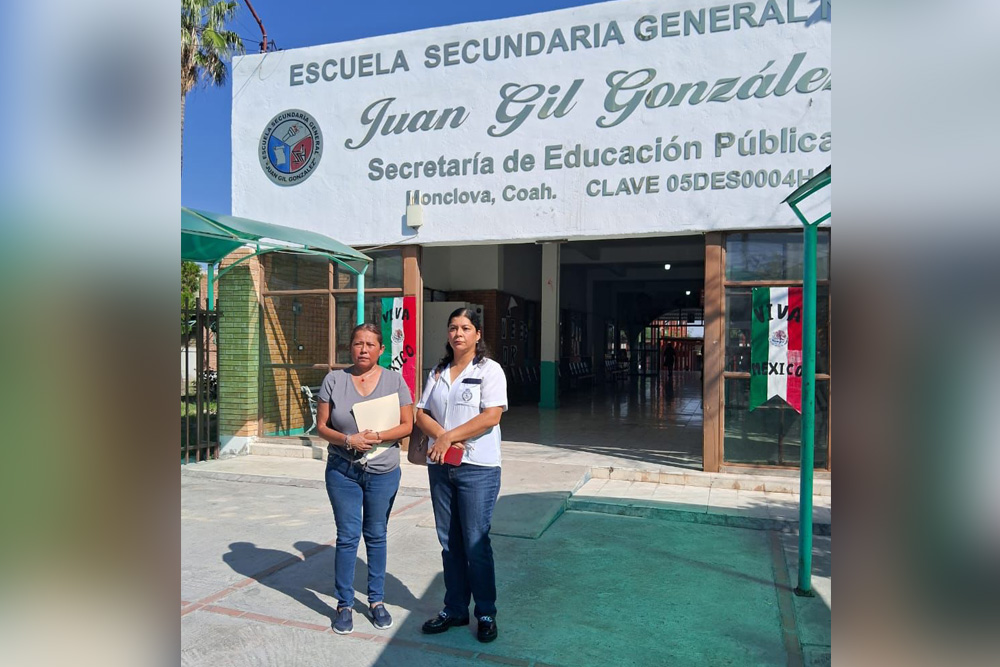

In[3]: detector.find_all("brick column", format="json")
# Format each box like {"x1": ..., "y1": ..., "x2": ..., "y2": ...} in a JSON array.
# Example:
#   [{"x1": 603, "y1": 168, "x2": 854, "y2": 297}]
[
  {"x1": 703, "y1": 233, "x2": 724, "y2": 472},
  {"x1": 217, "y1": 250, "x2": 261, "y2": 456}
]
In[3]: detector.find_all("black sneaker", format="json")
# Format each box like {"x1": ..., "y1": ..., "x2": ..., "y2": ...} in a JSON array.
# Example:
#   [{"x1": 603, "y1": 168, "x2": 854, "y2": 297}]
[
  {"x1": 332, "y1": 606, "x2": 353, "y2": 635},
  {"x1": 421, "y1": 611, "x2": 470, "y2": 634},
  {"x1": 477, "y1": 615, "x2": 498, "y2": 643},
  {"x1": 370, "y1": 603, "x2": 393, "y2": 630}
]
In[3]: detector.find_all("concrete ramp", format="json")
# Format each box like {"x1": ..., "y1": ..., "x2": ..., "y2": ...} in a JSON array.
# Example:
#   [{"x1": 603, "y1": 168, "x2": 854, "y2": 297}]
[{"x1": 417, "y1": 459, "x2": 590, "y2": 539}]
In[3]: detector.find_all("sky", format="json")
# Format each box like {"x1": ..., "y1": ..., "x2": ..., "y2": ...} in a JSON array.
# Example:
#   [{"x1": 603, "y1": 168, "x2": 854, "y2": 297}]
[{"x1": 181, "y1": 0, "x2": 608, "y2": 214}]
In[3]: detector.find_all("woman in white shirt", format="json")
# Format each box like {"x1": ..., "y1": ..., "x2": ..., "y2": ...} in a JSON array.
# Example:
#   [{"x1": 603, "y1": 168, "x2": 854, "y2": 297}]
[{"x1": 415, "y1": 307, "x2": 508, "y2": 643}]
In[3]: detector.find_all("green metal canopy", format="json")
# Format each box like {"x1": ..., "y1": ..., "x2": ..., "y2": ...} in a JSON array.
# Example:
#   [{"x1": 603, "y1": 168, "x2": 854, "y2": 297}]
[
  {"x1": 181, "y1": 207, "x2": 369, "y2": 264},
  {"x1": 181, "y1": 207, "x2": 371, "y2": 319}
]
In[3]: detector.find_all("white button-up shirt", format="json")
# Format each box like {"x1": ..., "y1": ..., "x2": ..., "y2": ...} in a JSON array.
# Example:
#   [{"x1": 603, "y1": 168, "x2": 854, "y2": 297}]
[{"x1": 416, "y1": 358, "x2": 508, "y2": 467}]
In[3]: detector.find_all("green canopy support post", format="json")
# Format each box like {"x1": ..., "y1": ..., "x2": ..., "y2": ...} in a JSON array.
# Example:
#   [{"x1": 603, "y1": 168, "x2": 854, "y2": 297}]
[
  {"x1": 356, "y1": 265, "x2": 368, "y2": 325},
  {"x1": 782, "y1": 166, "x2": 830, "y2": 598},
  {"x1": 206, "y1": 262, "x2": 215, "y2": 312}
]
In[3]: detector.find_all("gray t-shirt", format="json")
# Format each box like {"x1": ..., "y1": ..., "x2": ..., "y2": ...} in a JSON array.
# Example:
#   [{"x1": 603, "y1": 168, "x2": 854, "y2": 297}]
[{"x1": 317, "y1": 367, "x2": 413, "y2": 473}]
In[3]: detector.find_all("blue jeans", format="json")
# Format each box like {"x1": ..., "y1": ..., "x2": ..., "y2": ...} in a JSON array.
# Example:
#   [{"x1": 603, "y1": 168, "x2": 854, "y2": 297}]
[
  {"x1": 428, "y1": 463, "x2": 502, "y2": 618},
  {"x1": 325, "y1": 455, "x2": 401, "y2": 607}
]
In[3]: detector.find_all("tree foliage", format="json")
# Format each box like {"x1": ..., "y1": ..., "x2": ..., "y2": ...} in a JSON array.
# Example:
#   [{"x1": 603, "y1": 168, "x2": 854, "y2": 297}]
[
  {"x1": 182, "y1": 261, "x2": 202, "y2": 310},
  {"x1": 181, "y1": 0, "x2": 244, "y2": 168},
  {"x1": 181, "y1": 0, "x2": 244, "y2": 97}
]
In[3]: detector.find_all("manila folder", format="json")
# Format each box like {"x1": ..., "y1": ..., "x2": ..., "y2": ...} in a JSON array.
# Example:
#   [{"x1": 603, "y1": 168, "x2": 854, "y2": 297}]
[{"x1": 352, "y1": 393, "x2": 401, "y2": 460}]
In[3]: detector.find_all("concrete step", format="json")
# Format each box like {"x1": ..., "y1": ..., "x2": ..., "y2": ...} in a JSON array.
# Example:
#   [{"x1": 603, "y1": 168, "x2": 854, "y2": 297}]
[
  {"x1": 590, "y1": 466, "x2": 831, "y2": 496},
  {"x1": 567, "y1": 495, "x2": 832, "y2": 535},
  {"x1": 568, "y1": 477, "x2": 831, "y2": 534},
  {"x1": 248, "y1": 439, "x2": 831, "y2": 496},
  {"x1": 250, "y1": 441, "x2": 326, "y2": 460}
]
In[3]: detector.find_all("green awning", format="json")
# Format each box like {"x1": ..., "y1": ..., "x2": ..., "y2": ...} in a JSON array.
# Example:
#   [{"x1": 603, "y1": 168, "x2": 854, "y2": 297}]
[{"x1": 181, "y1": 207, "x2": 370, "y2": 265}]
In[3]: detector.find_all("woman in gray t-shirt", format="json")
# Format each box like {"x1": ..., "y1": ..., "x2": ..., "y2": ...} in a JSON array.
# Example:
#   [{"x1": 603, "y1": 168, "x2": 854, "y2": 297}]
[{"x1": 316, "y1": 323, "x2": 413, "y2": 635}]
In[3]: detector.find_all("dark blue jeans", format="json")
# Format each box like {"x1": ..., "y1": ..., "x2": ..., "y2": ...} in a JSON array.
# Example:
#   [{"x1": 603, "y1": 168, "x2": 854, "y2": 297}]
[
  {"x1": 428, "y1": 463, "x2": 502, "y2": 618},
  {"x1": 325, "y1": 455, "x2": 401, "y2": 608}
]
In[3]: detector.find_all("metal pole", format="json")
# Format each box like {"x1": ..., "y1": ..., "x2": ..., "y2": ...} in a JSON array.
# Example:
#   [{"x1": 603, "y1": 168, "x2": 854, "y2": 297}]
[
  {"x1": 184, "y1": 302, "x2": 190, "y2": 464},
  {"x1": 796, "y1": 222, "x2": 817, "y2": 596},
  {"x1": 356, "y1": 268, "x2": 366, "y2": 325},
  {"x1": 243, "y1": 0, "x2": 268, "y2": 53}
]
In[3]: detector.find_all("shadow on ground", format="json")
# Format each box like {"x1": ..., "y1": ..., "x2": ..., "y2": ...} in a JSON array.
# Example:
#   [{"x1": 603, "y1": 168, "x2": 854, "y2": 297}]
[
  {"x1": 223, "y1": 541, "x2": 421, "y2": 626},
  {"x1": 206, "y1": 489, "x2": 826, "y2": 667}
]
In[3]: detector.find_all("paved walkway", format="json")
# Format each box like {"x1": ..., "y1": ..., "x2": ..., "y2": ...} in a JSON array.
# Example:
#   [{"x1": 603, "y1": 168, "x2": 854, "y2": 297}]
[
  {"x1": 185, "y1": 454, "x2": 831, "y2": 531},
  {"x1": 182, "y1": 452, "x2": 831, "y2": 666}
]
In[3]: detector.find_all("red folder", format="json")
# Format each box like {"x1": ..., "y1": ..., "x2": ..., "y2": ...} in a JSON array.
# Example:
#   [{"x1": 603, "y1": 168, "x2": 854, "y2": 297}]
[{"x1": 443, "y1": 446, "x2": 464, "y2": 466}]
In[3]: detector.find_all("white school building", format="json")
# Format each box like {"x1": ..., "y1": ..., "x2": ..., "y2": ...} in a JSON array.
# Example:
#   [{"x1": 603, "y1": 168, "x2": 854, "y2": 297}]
[{"x1": 222, "y1": 0, "x2": 832, "y2": 473}]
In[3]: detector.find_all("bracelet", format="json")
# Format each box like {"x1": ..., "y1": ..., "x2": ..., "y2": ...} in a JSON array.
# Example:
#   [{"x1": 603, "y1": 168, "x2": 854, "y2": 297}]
[
  {"x1": 345, "y1": 434, "x2": 353, "y2": 450},
  {"x1": 375, "y1": 431, "x2": 380, "y2": 441}
]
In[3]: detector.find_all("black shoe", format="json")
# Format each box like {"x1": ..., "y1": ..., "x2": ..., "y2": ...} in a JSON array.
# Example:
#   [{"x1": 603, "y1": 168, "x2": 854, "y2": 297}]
[
  {"x1": 477, "y1": 615, "x2": 498, "y2": 643},
  {"x1": 421, "y1": 611, "x2": 470, "y2": 634}
]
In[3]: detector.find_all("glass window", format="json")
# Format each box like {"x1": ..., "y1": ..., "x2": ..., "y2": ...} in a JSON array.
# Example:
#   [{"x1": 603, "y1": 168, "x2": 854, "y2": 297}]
[
  {"x1": 335, "y1": 296, "x2": 388, "y2": 365},
  {"x1": 333, "y1": 250, "x2": 402, "y2": 290},
  {"x1": 262, "y1": 367, "x2": 329, "y2": 436},
  {"x1": 259, "y1": 249, "x2": 406, "y2": 439},
  {"x1": 262, "y1": 294, "x2": 329, "y2": 366},
  {"x1": 264, "y1": 253, "x2": 329, "y2": 291},
  {"x1": 725, "y1": 286, "x2": 829, "y2": 375},
  {"x1": 725, "y1": 231, "x2": 830, "y2": 281},
  {"x1": 722, "y1": 230, "x2": 831, "y2": 469},
  {"x1": 724, "y1": 378, "x2": 829, "y2": 468}
]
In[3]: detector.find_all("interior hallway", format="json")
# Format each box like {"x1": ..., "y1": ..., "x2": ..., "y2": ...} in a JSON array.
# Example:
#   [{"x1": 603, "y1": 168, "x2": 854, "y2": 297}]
[{"x1": 501, "y1": 370, "x2": 704, "y2": 471}]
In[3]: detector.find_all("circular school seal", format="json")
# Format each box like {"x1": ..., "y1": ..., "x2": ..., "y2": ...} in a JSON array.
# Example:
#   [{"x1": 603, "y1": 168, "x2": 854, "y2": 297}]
[
  {"x1": 462, "y1": 388, "x2": 473, "y2": 403},
  {"x1": 769, "y1": 330, "x2": 788, "y2": 348},
  {"x1": 258, "y1": 109, "x2": 323, "y2": 186}
]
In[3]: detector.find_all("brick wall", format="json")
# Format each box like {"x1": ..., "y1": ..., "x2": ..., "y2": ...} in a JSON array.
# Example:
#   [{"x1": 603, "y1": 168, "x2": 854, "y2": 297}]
[{"x1": 217, "y1": 249, "x2": 261, "y2": 441}]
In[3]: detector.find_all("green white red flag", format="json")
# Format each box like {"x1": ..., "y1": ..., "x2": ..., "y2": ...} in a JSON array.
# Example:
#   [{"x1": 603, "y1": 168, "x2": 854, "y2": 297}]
[
  {"x1": 379, "y1": 296, "x2": 417, "y2": 400},
  {"x1": 749, "y1": 287, "x2": 803, "y2": 413}
]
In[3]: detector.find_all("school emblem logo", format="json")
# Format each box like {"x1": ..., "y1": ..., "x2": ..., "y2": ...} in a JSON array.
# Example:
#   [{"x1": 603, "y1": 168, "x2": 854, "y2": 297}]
[
  {"x1": 259, "y1": 109, "x2": 323, "y2": 186},
  {"x1": 462, "y1": 388, "x2": 473, "y2": 403}
]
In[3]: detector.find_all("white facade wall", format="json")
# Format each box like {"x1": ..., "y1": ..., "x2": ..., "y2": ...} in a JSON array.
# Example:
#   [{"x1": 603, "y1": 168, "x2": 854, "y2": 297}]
[{"x1": 232, "y1": 0, "x2": 830, "y2": 246}]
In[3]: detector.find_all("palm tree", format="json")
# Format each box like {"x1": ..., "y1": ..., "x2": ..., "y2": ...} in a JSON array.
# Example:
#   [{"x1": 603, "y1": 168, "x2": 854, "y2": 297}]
[{"x1": 181, "y1": 0, "x2": 244, "y2": 170}]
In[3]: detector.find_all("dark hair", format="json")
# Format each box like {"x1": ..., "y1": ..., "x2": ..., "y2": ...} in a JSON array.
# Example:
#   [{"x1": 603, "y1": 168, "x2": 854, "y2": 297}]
[
  {"x1": 350, "y1": 322, "x2": 383, "y2": 346},
  {"x1": 434, "y1": 307, "x2": 488, "y2": 373}
]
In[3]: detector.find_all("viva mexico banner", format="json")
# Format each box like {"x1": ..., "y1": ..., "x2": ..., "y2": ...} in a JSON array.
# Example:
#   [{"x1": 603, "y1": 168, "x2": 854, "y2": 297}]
[
  {"x1": 379, "y1": 296, "x2": 417, "y2": 400},
  {"x1": 750, "y1": 287, "x2": 803, "y2": 413}
]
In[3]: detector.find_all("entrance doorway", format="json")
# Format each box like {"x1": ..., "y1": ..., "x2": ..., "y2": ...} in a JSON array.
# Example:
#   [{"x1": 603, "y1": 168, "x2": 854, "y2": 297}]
[{"x1": 498, "y1": 234, "x2": 707, "y2": 470}]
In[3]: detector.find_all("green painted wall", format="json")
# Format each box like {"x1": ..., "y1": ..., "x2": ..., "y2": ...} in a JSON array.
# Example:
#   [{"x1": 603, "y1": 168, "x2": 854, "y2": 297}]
[{"x1": 539, "y1": 360, "x2": 559, "y2": 409}]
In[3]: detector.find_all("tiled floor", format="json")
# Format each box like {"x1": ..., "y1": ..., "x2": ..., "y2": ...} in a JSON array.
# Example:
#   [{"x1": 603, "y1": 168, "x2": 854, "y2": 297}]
[{"x1": 502, "y1": 370, "x2": 705, "y2": 470}]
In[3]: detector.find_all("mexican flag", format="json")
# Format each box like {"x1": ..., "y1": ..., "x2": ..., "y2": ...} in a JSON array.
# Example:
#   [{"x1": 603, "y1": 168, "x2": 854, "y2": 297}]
[
  {"x1": 749, "y1": 287, "x2": 803, "y2": 413},
  {"x1": 379, "y1": 296, "x2": 417, "y2": 400}
]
